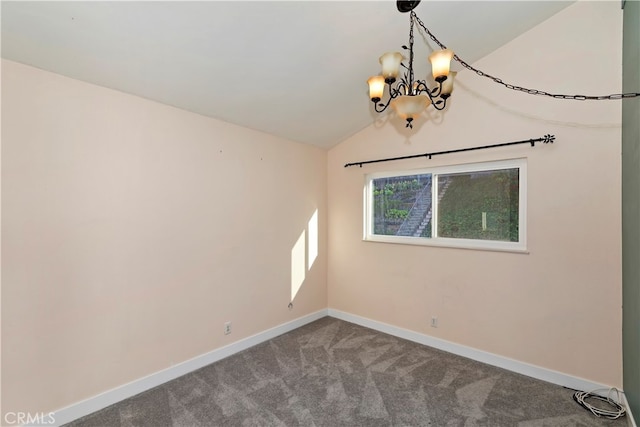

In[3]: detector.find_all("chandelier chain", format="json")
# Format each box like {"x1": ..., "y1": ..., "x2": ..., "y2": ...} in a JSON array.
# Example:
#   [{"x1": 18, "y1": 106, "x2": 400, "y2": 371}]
[
  {"x1": 408, "y1": 13, "x2": 414, "y2": 88},
  {"x1": 411, "y1": 11, "x2": 640, "y2": 100}
]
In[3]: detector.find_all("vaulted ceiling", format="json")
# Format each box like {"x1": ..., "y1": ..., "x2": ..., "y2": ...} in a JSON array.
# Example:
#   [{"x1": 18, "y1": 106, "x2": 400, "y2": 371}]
[{"x1": 1, "y1": 1, "x2": 573, "y2": 149}]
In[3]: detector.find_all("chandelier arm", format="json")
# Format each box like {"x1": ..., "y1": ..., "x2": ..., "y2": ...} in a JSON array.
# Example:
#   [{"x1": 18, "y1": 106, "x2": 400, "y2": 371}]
[
  {"x1": 411, "y1": 80, "x2": 444, "y2": 98},
  {"x1": 373, "y1": 97, "x2": 393, "y2": 113},
  {"x1": 413, "y1": 81, "x2": 446, "y2": 108},
  {"x1": 411, "y1": 12, "x2": 640, "y2": 100},
  {"x1": 413, "y1": 81, "x2": 430, "y2": 94},
  {"x1": 373, "y1": 85, "x2": 404, "y2": 113},
  {"x1": 412, "y1": 82, "x2": 447, "y2": 110},
  {"x1": 391, "y1": 86, "x2": 404, "y2": 97},
  {"x1": 430, "y1": 81, "x2": 443, "y2": 98},
  {"x1": 430, "y1": 97, "x2": 447, "y2": 110},
  {"x1": 414, "y1": 81, "x2": 438, "y2": 98},
  {"x1": 395, "y1": 81, "x2": 409, "y2": 96}
]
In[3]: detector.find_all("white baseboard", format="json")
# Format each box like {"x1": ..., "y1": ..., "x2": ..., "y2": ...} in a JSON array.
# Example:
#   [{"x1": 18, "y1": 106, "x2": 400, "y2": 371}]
[
  {"x1": 48, "y1": 309, "x2": 328, "y2": 427},
  {"x1": 328, "y1": 309, "x2": 619, "y2": 395}
]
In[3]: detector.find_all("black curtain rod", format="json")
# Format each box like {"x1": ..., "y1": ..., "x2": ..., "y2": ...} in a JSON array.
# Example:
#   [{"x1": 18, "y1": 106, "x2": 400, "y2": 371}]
[{"x1": 344, "y1": 134, "x2": 556, "y2": 168}]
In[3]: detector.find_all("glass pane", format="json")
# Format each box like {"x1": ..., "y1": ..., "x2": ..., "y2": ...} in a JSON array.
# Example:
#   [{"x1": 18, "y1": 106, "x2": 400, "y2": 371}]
[
  {"x1": 372, "y1": 174, "x2": 432, "y2": 237},
  {"x1": 437, "y1": 168, "x2": 519, "y2": 242}
]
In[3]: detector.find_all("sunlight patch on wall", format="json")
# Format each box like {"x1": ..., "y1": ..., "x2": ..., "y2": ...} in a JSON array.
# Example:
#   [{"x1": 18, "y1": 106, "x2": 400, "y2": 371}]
[
  {"x1": 308, "y1": 210, "x2": 318, "y2": 270},
  {"x1": 291, "y1": 230, "x2": 306, "y2": 301},
  {"x1": 291, "y1": 209, "x2": 320, "y2": 302}
]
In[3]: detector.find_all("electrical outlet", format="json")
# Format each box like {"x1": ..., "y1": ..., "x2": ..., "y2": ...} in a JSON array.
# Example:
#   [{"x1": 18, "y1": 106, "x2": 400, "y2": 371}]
[
  {"x1": 224, "y1": 321, "x2": 232, "y2": 335},
  {"x1": 430, "y1": 317, "x2": 438, "y2": 328}
]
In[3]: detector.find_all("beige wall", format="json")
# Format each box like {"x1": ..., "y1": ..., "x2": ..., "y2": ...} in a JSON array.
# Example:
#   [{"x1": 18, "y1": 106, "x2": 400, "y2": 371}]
[
  {"x1": 1, "y1": 59, "x2": 328, "y2": 414},
  {"x1": 328, "y1": 1, "x2": 623, "y2": 387}
]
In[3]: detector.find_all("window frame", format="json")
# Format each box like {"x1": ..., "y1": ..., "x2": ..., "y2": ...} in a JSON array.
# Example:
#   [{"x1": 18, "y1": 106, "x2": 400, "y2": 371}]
[{"x1": 363, "y1": 158, "x2": 527, "y2": 253}]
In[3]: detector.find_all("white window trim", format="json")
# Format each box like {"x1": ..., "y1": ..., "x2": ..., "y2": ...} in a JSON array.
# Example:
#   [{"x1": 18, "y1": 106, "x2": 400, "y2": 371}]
[{"x1": 363, "y1": 158, "x2": 527, "y2": 253}]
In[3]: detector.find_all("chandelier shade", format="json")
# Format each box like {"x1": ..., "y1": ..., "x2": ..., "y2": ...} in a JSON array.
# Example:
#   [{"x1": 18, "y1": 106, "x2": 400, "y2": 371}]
[
  {"x1": 428, "y1": 49, "x2": 455, "y2": 82},
  {"x1": 391, "y1": 94, "x2": 429, "y2": 124},
  {"x1": 440, "y1": 71, "x2": 457, "y2": 98},
  {"x1": 379, "y1": 52, "x2": 405, "y2": 83},
  {"x1": 367, "y1": 75, "x2": 386, "y2": 102}
]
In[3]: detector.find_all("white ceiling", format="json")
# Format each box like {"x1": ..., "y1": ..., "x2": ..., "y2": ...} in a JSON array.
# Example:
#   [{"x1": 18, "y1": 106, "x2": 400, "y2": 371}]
[{"x1": 1, "y1": 1, "x2": 573, "y2": 149}]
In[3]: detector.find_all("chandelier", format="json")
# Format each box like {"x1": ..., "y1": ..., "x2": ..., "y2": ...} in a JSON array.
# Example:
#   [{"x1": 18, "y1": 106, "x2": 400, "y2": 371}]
[
  {"x1": 367, "y1": 1, "x2": 454, "y2": 129},
  {"x1": 368, "y1": 0, "x2": 639, "y2": 129}
]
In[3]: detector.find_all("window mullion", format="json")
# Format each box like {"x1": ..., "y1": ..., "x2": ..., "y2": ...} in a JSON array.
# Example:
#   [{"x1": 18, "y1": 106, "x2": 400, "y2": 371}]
[{"x1": 432, "y1": 173, "x2": 438, "y2": 239}]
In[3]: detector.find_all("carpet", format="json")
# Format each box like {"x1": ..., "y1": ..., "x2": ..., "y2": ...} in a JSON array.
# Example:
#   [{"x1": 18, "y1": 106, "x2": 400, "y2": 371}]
[{"x1": 65, "y1": 317, "x2": 630, "y2": 426}]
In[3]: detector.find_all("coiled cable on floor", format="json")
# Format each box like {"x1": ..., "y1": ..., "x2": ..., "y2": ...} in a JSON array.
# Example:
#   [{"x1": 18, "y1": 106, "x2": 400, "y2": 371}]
[{"x1": 572, "y1": 387, "x2": 626, "y2": 420}]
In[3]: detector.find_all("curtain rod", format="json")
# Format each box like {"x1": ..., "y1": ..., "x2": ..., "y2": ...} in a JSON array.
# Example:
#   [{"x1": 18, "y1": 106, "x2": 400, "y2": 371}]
[{"x1": 343, "y1": 134, "x2": 555, "y2": 168}]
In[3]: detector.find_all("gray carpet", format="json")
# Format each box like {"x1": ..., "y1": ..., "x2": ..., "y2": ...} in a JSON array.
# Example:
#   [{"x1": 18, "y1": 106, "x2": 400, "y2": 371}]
[{"x1": 65, "y1": 317, "x2": 630, "y2": 426}]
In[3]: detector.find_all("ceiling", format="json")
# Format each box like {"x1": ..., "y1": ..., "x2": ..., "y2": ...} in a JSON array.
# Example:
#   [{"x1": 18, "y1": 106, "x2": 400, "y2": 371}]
[{"x1": 1, "y1": 1, "x2": 573, "y2": 149}]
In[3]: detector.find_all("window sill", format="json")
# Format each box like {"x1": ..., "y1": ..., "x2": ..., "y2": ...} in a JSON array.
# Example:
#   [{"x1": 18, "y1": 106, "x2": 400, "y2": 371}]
[{"x1": 363, "y1": 235, "x2": 529, "y2": 254}]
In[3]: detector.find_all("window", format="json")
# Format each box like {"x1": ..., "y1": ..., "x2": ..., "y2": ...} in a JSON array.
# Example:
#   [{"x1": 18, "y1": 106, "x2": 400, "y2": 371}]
[{"x1": 364, "y1": 159, "x2": 526, "y2": 252}]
